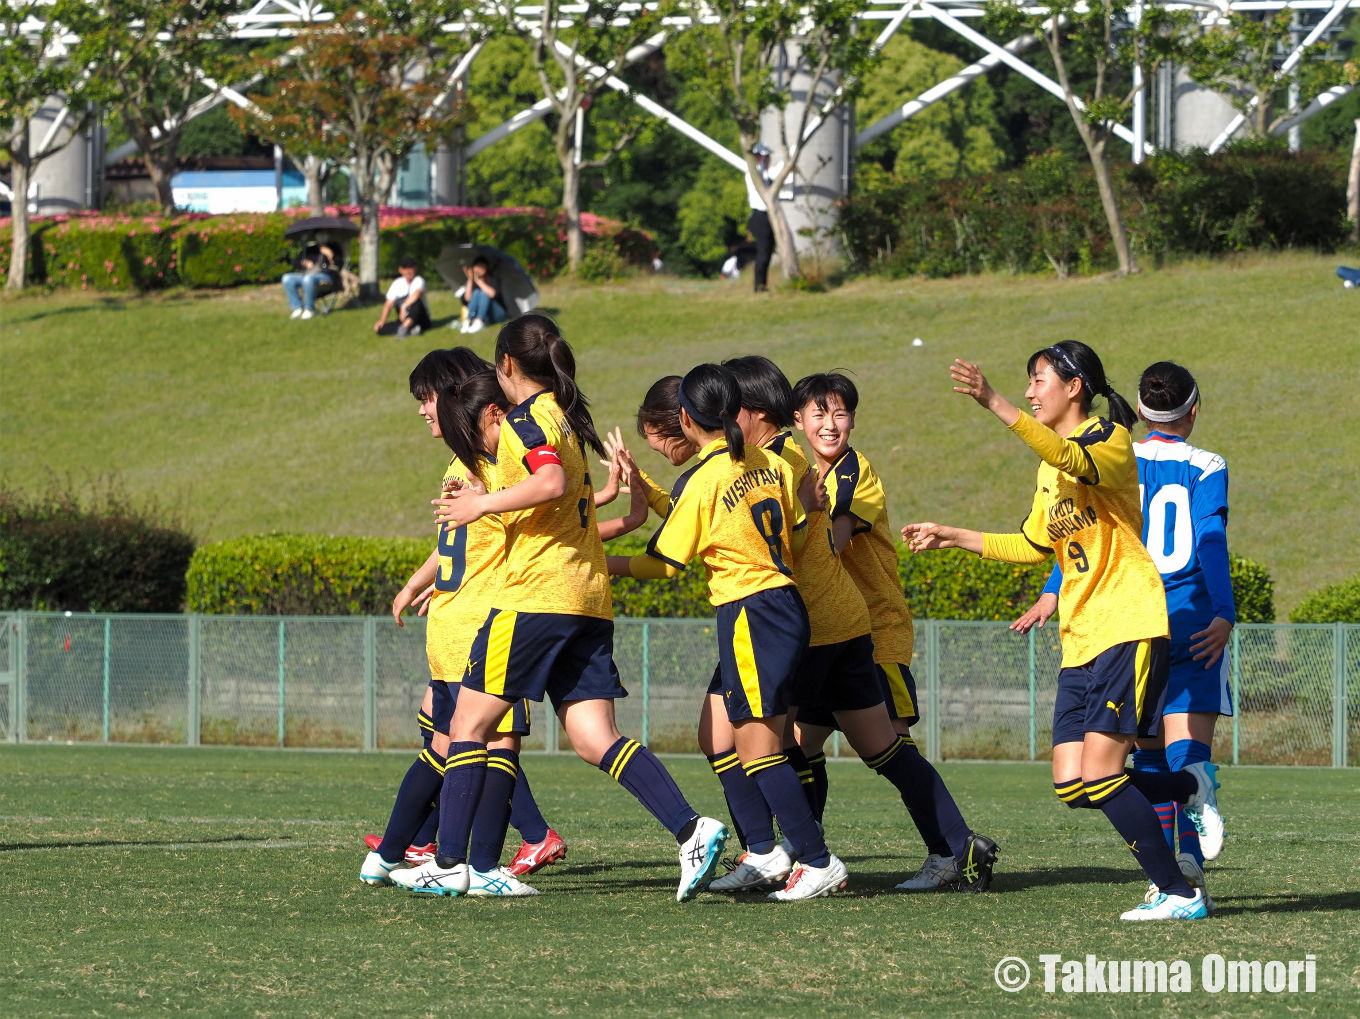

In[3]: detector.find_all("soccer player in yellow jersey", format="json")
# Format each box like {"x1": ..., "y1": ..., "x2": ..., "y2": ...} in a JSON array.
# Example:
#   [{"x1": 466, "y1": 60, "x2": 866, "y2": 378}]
[
  {"x1": 903, "y1": 340, "x2": 1221, "y2": 921},
  {"x1": 393, "y1": 316, "x2": 726, "y2": 902},
  {"x1": 789, "y1": 372, "x2": 998, "y2": 893},
  {"x1": 609, "y1": 364, "x2": 848, "y2": 900}
]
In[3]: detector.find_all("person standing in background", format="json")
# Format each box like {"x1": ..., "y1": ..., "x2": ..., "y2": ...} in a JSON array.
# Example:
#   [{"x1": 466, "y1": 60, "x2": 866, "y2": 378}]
[{"x1": 746, "y1": 143, "x2": 776, "y2": 294}]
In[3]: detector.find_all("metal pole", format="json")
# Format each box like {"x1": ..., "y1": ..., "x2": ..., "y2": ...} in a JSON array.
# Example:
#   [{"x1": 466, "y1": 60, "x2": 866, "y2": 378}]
[
  {"x1": 102, "y1": 617, "x2": 111, "y2": 743},
  {"x1": 1231, "y1": 627, "x2": 1241, "y2": 766},
  {"x1": 927, "y1": 620, "x2": 942, "y2": 763},
  {"x1": 640, "y1": 622, "x2": 650, "y2": 747},
  {"x1": 363, "y1": 617, "x2": 376, "y2": 752},
  {"x1": 1028, "y1": 627, "x2": 1037, "y2": 761},
  {"x1": 1131, "y1": 1, "x2": 1145, "y2": 164},
  {"x1": 1334, "y1": 623, "x2": 1346, "y2": 769},
  {"x1": 573, "y1": 107, "x2": 584, "y2": 167},
  {"x1": 832, "y1": 730, "x2": 841, "y2": 758},
  {"x1": 187, "y1": 615, "x2": 200, "y2": 747},
  {"x1": 15, "y1": 612, "x2": 26, "y2": 743},
  {"x1": 277, "y1": 619, "x2": 286, "y2": 747}
]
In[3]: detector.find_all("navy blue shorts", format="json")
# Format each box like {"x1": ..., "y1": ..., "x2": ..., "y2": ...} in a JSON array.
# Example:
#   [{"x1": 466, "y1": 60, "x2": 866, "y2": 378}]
[
  {"x1": 789, "y1": 634, "x2": 883, "y2": 728},
  {"x1": 716, "y1": 586, "x2": 809, "y2": 722},
  {"x1": 429, "y1": 679, "x2": 531, "y2": 736},
  {"x1": 1163, "y1": 638, "x2": 1234, "y2": 716},
  {"x1": 462, "y1": 610, "x2": 627, "y2": 711},
  {"x1": 1052, "y1": 637, "x2": 1169, "y2": 745},
  {"x1": 877, "y1": 663, "x2": 921, "y2": 727}
]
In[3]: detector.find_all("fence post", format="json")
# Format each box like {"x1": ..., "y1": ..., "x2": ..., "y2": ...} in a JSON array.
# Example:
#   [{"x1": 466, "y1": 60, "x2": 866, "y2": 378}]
[
  {"x1": 15, "y1": 612, "x2": 26, "y2": 743},
  {"x1": 640, "y1": 622, "x2": 650, "y2": 747},
  {"x1": 277, "y1": 619, "x2": 286, "y2": 748},
  {"x1": 363, "y1": 617, "x2": 377, "y2": 752},
  {"x1": 1334, "y1": 623, "x2": 1347, "y2": 770},
  {"x1": 1231, "y1": 627, "x2": 1240, "y2": 766},
  {"x1": 832, "y1": 730, "x2": 841, "y2": 758},
  {"x1": 102, "y1": 617, "x2": 111, "y2": 743},
  {"x1": 1027, "y1": 627, "x2": 1036, "y2": 762},
  {"x1": 187, "y1": 615, "x2": 200, "y2": 747},
  {"x1": 926, "y1": 620, "x2": 942, "y2": 763}
]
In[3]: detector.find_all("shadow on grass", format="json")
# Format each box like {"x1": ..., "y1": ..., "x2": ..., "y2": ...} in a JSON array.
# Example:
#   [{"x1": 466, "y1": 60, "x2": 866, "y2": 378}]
[
  {"x1": 0, "y1": 833, "x2": 289, "y2": 853},
  {"x1": 1213, "y1": 891, "x2": 1360, "y2": 915},
  {"x1": 7, "y1": 298, "x2": 127, "y2": 323}
]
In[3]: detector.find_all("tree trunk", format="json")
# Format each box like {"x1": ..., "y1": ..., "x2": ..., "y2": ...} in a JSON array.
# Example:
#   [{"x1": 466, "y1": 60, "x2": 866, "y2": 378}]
[
  {"x1": 143, "y1": 151, "x2": 177, "y2": 217},
  {"x1": 1085, "y1": 134, "x2": 1136, "y2": 275},
  {"x1": 303, "y1": 154, "x2": 326, "y2": 215},
  {"x1": 6, "y1": 150, "x2": 31, "y2": 291},
  {"x1": 1348, "y1": 119, "x2": 1360, "y2": 243},
  {"x1": 358, "y1": 196, "x2": 381, "y2": 300},
  {"x1": 562, "y1": 157, "x2": 584, "y2": 271},
  {"x1": 767, "y1": 198, "x2": 801, "y2": 280}
]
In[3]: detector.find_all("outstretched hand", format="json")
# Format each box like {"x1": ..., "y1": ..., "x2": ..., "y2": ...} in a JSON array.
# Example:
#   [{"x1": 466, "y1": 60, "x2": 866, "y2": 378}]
[
  {"x1": 1010, "y1": 592, "x2": 1058, "y2": 635},
  {"x1": 950, "y1": 359, "x2": 1020, "y2": 426},
  {"x1": 901, "y1": 522, "x2": 953, "y2": 553}
]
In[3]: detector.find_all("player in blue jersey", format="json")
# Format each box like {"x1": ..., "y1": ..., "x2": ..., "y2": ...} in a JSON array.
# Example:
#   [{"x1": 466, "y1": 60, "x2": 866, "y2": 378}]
[{"x1": 1014, "y1": 361, "x2": 1231, "y2": 906}]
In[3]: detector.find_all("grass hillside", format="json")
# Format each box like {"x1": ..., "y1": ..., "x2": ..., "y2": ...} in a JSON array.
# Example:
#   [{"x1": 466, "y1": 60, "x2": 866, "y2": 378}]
[{"x1": 2, "y1": 252, "x2": 1356, "y2": 614}]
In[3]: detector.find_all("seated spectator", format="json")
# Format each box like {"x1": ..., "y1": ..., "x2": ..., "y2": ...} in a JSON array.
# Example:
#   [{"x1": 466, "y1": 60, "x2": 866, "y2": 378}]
[
  {"x1": 456, "y1": 256, "x2": 506, "y2": 334},
  {"x1": 373, "y1": 256, "x2": 432, "y2": 338},
  {"x1": 281, "y1": 242, "x2": 340, "y2": 320}
]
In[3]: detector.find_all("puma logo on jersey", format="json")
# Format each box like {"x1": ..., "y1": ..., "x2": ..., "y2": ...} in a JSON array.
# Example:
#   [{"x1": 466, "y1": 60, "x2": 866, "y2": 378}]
[{"x1": 1106, "y1": 700, "x2": 1123, "y2": 717}]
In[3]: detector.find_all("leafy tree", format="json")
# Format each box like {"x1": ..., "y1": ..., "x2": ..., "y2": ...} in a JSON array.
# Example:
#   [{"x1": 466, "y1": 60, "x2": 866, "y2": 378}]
[
  {"x1": 74, "y1": 0, "x2": 235, "y2": 216},
  {"x1": 1, "y1": 0, "x2": 97, "y2": 289},
  {"x1": 986, "y1": 0, "x2": 1193, "y2": 275},
  {"x1": 238, "y1": 2, "x2": 472, "y2": 297}
]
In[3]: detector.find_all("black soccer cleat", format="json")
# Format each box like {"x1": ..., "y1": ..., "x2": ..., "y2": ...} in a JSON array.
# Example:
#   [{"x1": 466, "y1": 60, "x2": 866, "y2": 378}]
[{"x1": 957, "y1": 833, "x2": 999, "y2": 893}]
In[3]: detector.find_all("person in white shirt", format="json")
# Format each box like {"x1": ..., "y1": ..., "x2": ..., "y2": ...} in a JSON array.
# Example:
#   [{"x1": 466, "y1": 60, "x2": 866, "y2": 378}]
[
  {"x1": 374, "y1": 257, "x2": 432, "y2": 337},
  {"x1": 746, "y1": 143, "x2": 776, "y2": 293}
]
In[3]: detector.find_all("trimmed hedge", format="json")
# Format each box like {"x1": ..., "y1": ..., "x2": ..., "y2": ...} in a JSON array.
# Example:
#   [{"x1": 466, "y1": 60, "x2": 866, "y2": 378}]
[
  {"x1": 1230, "y1": 552, "x2": 1276, "y2": 623},
  {"x1": 0, "y1": 206, "x2": 653, "y2": 292},
  {"x1": 897, "y1": 548, "x2": 1049, "y2": 620},
  {"x1": 605, "y1": 536, "x2": 712, "y2": 617},
  {"x1": 0, "y1": 486, "x2": 195, "y2": 613},
  {"x1": 1290, "y1": 574, "x2": 1360, "y2": 624}
]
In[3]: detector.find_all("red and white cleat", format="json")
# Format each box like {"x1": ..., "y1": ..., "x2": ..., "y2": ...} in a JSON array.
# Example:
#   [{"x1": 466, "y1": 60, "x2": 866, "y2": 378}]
[
  {"x1": 507, "y1": 829, "x2": 567, "y2": 877},
  {"x1": 363, "y1": 834, "x2": 436, "y2": 866}
]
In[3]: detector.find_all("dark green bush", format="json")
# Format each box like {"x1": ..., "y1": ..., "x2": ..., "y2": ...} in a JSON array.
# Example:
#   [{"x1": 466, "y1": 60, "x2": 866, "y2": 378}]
[
  {"x1": 1230, "y1": 552, "x2": 1275, "y2": 623},
  {"x1": 177, "y1": 215, "x2": 291, "y2": 287},
  {"x1": 185, "y1": 534, "x2": 429, "y2": 615},
  {"x1": 605, "y1": 536, "x2": 712, "y2": 617},
  {"x1": 1290, "y1": 573, "x2": 1360, "y2": 623},
  {"x1": 897, "y1": 548, "x2": 1050, "y2": 620},
  {"x1": 0, "y1": 484, "x2": 195, "y2": 612}
]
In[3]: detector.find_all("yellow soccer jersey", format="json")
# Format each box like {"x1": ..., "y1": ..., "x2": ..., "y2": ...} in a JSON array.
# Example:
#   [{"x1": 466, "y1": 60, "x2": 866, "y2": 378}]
[
  {"x1": 633, "y1": 438, "x2": 805, "y2": 606},
  {"x1": 494, "y1": 390, "x2": 612, "y2": 620},
  {"x1": 426, "y1": 455, "x2": 508, "y2": 681},
  {"x1": 825, "y1": 447, "x2": 915, "y2": 665},
  {"x1": 982, "y1": 413, "x2": 1168, "y2": 667},
  {"x1": 764, "y1": 432, "x2": 870, "y2": 647}
]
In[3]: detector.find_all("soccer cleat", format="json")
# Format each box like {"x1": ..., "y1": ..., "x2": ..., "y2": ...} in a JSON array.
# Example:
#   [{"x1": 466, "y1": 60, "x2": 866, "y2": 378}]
[
  {"x1": 709, "y1": 845, "x2": 794, "y2": 892},
  {"x1": 1181, "y1": 762, "x2": 1225, "y2": 861},
  {"x1": 957, "y1": 833, "x2": 1000, "y2": 892},
  {"x1": 1176, "y1": 852, "x2": 1216, "y2": 914},
  {"x1": 895, "y1": 854, "x2": 961, "y2": 892},
  {"x1": 467, "y1": 866, "x2": 540, "y2": 897},
  {"x1": 507, "y1": 829, "x2": 567, "y2": 877},
  {"x1": 768, "y1": 854, "x2": 849, "y2": 901},
  {"x1": 1119, "y1": 888, "x2": 1208, "y2": 921},
  {"x1": 677, "y1": 817, "x2": 729, "y2": 902},
  {"x1": 391, "y1": 858, "x2": 470, "y2": 896},
  {"x1": 359, "y1": 850, "x2": 407, "y2": 886},
  {"x1": 1143, "y1": 881, "x2": 1160, "y2": 905},
  {"x1": 363, "y1": 834, "x2": 436, "y2": 866}
]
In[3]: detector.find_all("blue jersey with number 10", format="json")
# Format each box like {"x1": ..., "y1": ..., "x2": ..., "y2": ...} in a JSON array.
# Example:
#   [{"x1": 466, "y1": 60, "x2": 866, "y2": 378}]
[{"x1": 1045, "y1": 431, "x2": 1236, "y2": 643}]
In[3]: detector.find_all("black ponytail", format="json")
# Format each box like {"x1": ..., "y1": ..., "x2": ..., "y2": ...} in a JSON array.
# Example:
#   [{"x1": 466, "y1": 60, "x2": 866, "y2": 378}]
[
  {"x1": 494, "y1": 313, "x2": 604, "y2": 457},
  {"x1": 1026, "y1": 339, "x2": 1137, "y2": 430},
  {"x1": 722, "y1": 355, "x2": 794, "y2": 428},
  {"x1": 678, "y1": 363, "x2": 745, "y2": 462},
  {"x1": 437, "y1": 370, "x2": 512, "y2": 484}
]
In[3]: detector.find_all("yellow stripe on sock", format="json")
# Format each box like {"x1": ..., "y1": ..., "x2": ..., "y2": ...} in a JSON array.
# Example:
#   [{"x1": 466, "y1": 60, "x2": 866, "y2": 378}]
[
  {"x1": 483, "y1": 610, "x2": 517, "y2": 698},
  {"x1": 1085, "y1": 775, "x2": 1129, "y2": 803},
  {"x1": 710, "y1": 752, "x2": 741, "y2": 775},
  {"x1": 733, "y1": 608, "x2": 763, "y2": 718},
  {"x1": 447, "y1": 749, "x2": 489, "y2": 769},
  {"x1": 899, "y1": 737, "x2": 917, "y2": 750},
  {"x1": 865, "y1": 738, "x2": 906, "y2": 770},
  {"x1": 487, "y1": 759, "x2": 519, "y2": 777},
  {"x1": 806, "y1": 753, "x2": 826, "y2": 766},
  {"x1": 609, "y1": 740, "x2": 641, "y2": 781},
  {"x1": 1054, "y1": 781, "x2": 1086, "y2": 803},
  {"x1": 742, "y1": 753, "x2": 788, "y2": 777},
  {"x1": 419, "y1": 750, "x2": 446, "y2": 775}
]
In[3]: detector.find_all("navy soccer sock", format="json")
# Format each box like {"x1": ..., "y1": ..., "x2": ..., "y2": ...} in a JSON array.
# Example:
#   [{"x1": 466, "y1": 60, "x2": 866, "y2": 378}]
[
  {"x1": 1124, "y1": 768, "x2": 1197, "y2": 805},
  {"x1": 600, "y1": 738, "x2": 699, "y2": 840},
  {"x1": 1054, "y1": 779, "x2": 1093, "y2": 808},
  {"x1": 508, "y1": 766, "x2": 550, "y2": 845},
  {"x1": 806, "y1": 750, "x2": 829, "y2": 822},
  {"x1": 469, "y1": 749, "x2": 519, "y2": 873},
  {"x1": 376, "y1": 748, "x2": 446, "y2": 864},
  {"x1": 435, "y1": 741, "x2": 488, "y2": 866},
  {"x1": 784, "y1": 745, "x2": 819, "y2": 819},
  {"x1": 412, "y1": 797, "x2": 439, "y2": 848},
  {"x1": 866, "y1": 737, "x2": 968, "y2": 859},
  {"x1": 1166, "y1": 739, "x2": 1213, "y2": 865},
  {"x1": 706, "y1": 750, "x2": 776, "y2": 853},
  {"x1": 1131, "y1": 747, "x2": 1175, "y2": 850},
  {"x1": 1085, "y1": 774, "x2": 1193, "y2": 897},
  {"x1": 745, "y1": 754, "x2": 830, "y2": 868}
]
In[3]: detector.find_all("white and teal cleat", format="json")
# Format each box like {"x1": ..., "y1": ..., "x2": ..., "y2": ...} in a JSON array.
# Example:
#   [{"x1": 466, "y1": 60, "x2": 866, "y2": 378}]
[
  {"x1": 467, "y1": 866, "x2": 540, "y2": 897},
  {"x1": 1176, "y1": 852, "x2": 1216, "y2": 914},
  {"x1": 1120, "y1": 888, "x2": 1208, "y2": 921},
  {"x1": 391, "y1": 858, "x2": 471, "y2": 896},
  {"x1": 677, "y1": 817, "x2": 729, "y2": 902},
  {"x1": 1181, "y1": 761, "x2": 1225, "y2": 861},
  {"x1": 359, "y1": 851, "x2": 407, "y2": 886}
]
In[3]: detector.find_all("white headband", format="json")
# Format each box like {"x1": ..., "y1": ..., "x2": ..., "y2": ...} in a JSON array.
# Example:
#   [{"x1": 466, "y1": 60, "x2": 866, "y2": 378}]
[{"x1": 1138, "y1": 386, "x2": 1198, "y2": 423}]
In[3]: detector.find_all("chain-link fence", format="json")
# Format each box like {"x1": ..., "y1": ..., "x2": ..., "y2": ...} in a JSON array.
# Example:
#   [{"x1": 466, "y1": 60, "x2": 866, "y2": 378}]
[{"x1": 1, "y1": 613, "x2": 1354, "y2": 766}]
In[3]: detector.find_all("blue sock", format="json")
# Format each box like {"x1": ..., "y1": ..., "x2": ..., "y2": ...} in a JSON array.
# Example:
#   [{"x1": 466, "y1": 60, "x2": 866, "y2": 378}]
[
  {"x1": 469, "y1": 749, "x2": 518, "y2": 873},
  {"x1": 1153, "y1": 802, "x2": 1177, "y2": 850},
  {"x1": 745, "y1": 754, "x2": 830, "y2": 868},
  {"x1": 1166, "y1": 740, "x2": 1213, "y2": 866},
  {"x1": 376, "y1": 748, "x2": 445, "y2": 864},
  {"x1": 805, "y1": 751, "x2": 829, "y2": 822},
  {"x1": 509, "y1": 766, "x2": 549, "y2": 844},
  {"x1": 435, "y1": 741, "x2": 488, "y2": 866},
  {"x1": 1085, "y1": 774, "x2": 1193, "y2": 898},
  {"x1": 1133, "y1": 748, "x2": 1176, "y2": 850},
  {"x1": 707, "y1": 750, "x2": 776, "y2": 852},
  {"x1": 1176, "y1": 805, "x2": 1204, "y2": 865},
  {"x1": 866, "y1": 737, "x2": 964, "y2": 859},
  {"x1": 599, "y1": 738, "x2": 699, "y2": 840}
]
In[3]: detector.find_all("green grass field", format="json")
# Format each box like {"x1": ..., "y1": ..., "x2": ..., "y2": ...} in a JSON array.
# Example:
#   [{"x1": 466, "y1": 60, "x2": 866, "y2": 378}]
[
  {"x1": 2, "y1": 252, "x2": 1358, "y2": 614},
  {"x1": 2, "y1": 745, "x2": 1357, "y2": 1017}
]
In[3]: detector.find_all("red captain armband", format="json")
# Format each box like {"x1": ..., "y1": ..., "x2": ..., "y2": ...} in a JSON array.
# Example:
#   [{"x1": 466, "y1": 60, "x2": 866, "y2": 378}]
[{"x1": 522, "y1": 445, "x2": 563, "y2": 473}]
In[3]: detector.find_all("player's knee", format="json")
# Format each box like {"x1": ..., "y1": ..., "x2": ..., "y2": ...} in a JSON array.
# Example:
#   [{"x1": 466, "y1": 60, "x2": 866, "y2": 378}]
[{"x1": 1054, "y1": 778, "x2": 1091, "y2": 808}]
